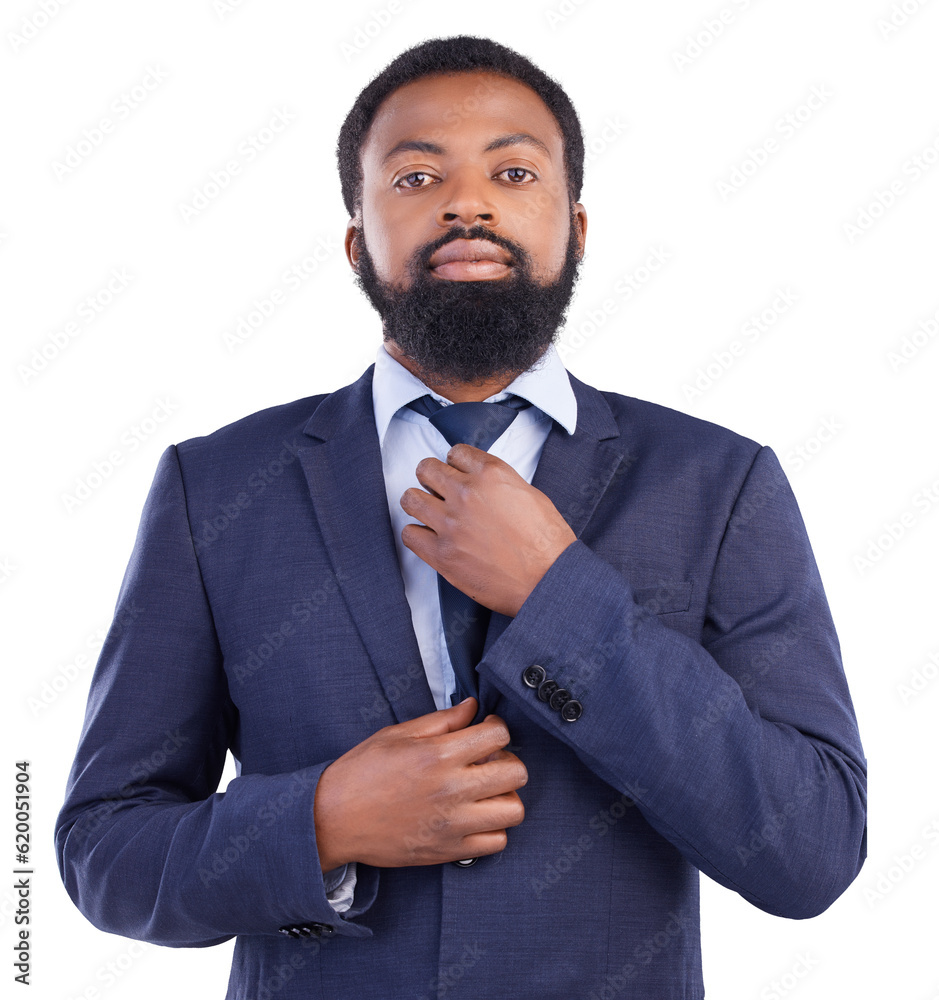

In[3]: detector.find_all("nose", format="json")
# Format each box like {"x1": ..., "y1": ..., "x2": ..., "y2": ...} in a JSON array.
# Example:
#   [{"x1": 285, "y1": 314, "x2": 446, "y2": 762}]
[{"x1": 435, "y1": 168, "x2": 500, "y2": 228}]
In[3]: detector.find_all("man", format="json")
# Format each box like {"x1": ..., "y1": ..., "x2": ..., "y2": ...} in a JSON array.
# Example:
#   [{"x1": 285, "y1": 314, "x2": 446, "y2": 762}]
[{"x1": 56, "y1": 36, "x2": 867, "y2": 999}]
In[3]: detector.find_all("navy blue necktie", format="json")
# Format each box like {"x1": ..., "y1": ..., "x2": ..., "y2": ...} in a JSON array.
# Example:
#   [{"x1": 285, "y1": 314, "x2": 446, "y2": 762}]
[{"x1": 407, "y1": 393, "x2": 531, "y2": 705}]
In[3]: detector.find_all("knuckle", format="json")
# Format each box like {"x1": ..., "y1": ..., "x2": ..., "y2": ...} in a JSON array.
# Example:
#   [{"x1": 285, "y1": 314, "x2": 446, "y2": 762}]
[{"x1": 490, "y1": 723, "x2": 511, "y2": 747}]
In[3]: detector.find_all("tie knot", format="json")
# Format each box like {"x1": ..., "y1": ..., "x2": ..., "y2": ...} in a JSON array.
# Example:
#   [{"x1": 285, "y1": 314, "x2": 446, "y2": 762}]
[{"x1": 406, "y1": 394, "x2": 531, "y2": 451}]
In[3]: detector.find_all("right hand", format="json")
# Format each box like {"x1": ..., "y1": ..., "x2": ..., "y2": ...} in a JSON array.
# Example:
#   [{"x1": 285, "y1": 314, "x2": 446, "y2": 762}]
[{"x1": 313, "y1": 697, "x2": 527, "y2": 869}]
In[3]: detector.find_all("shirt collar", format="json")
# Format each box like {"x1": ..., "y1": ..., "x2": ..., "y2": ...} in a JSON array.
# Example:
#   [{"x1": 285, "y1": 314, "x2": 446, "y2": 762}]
[{"x1": 372, "y1": 342, "x2": 577, "y2": 447}]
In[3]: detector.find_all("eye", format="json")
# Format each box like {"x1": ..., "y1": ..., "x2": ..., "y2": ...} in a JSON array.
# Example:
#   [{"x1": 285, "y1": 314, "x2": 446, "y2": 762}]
[
  {"x1": 396, "y1": 171, "x2": 435, "y2": 189},
  {"x1": 499, "y1": 167, "x2": 537, "y2": 184}
]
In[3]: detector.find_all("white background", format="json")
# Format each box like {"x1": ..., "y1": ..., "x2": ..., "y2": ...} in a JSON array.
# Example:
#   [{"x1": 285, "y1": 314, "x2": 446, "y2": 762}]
[{"x1": 2, "y1": 0, "x2": 937, "y2": 997}]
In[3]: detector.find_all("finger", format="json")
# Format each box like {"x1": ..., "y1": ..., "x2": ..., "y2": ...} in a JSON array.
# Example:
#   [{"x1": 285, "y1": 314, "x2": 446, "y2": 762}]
[
  {"x1": 400, "y1": 486, "x2": 446, "y2": 525},
  {"x1": 414, "y1": 455, "x2": 462, "y2": 495},
  {"x1": 457, "y1": 829, "x2": 511, "y2": 859},
  {"x1": 464, "y1": 756, "x2": 528, "y2": 801},
  {"x1": 472, "y1": 746, "x2": 522, "y2": 766},
  {"x1": 463, "y1": 791, "x2": 526, "y2": 835},
  {"x1": 397, "y1": 697, "x2": 478, "y2": 740},
  {"x1": 481, "y1": 790, "x2": 526, "y2": 829},
  {"x1": 443, "y1": 443, "x2": 494, "y2": 473},
  {"x1": 399, "y1": 523, "x2": 440, "y2": 571},
  {"x1": 442, "y1": 715, "x2": 513, "y2": 766}
]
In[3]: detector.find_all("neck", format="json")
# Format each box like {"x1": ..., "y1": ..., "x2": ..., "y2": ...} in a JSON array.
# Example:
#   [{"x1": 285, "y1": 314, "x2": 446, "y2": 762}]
[{"x1": 383, "y1": 339, "x2": 540, "y2": 403}]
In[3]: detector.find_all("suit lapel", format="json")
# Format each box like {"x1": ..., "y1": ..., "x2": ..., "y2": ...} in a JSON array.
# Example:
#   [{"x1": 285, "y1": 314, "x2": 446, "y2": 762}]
[{"x1": 297, "y1": 365, "x2": 438, "y2": 724}]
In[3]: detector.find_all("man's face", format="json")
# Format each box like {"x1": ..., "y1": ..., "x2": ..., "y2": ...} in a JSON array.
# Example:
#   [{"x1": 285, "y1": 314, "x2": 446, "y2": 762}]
[{"x1": 346, "y1": 70, "x2": 587, "y2": 387}]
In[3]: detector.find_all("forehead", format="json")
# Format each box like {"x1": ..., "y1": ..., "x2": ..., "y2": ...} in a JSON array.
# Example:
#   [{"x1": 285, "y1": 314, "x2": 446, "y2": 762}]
[{"x1": 361, "y1": 71, "x2": 564, "y2": 167}]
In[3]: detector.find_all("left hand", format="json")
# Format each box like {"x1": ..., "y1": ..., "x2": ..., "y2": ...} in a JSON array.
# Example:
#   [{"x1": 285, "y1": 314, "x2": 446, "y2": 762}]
[{"x1": 400, "y1": 444, "x2": 576, "y2": 618}]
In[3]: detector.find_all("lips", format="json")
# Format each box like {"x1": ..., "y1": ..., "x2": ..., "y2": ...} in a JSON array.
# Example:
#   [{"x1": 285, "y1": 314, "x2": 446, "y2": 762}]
[
  {"x1": 429, "y1": 239, "x2": 512, "y2": 267},
  {"x1": 428, "y1": 239, "x2": 513, "y2": 280}
]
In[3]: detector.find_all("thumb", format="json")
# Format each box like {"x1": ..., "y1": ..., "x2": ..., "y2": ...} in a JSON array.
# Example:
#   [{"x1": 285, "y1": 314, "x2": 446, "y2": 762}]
[{"x1": 405, "y1": 696, "x2": 478, "y2": 738}]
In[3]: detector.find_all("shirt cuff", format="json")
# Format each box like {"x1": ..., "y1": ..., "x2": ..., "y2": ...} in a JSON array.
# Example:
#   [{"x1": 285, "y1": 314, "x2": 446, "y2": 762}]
[{"x1": 324, "y1": 862, "x2": 358, "y2": 914}]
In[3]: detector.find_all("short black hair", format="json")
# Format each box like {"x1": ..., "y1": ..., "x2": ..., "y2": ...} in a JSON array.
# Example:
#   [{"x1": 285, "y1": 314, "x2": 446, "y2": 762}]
[{"x1": 336, "y1": 35, "x2": 585, "y2": 217}]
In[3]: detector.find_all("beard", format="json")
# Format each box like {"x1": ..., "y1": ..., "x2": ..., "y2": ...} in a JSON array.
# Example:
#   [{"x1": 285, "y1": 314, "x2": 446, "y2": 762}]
[{"x1": 352, "y1": 215, "x2": 583, "y2": 387}]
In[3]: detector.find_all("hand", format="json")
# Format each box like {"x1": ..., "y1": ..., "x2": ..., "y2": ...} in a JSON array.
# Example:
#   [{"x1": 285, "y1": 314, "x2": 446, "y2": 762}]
[
  {"x1": 399, "y1": 444, "x2": 576, "y2": 617},
  {"x1": 313, "y1": 697, "x2": 527, "y2": 869}
]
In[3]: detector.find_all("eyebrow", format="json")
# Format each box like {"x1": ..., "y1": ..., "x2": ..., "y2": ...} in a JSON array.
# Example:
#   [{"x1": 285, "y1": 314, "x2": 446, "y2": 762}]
[{"x1": 381, "y1": 132, "x2": 552, "y2": 165}]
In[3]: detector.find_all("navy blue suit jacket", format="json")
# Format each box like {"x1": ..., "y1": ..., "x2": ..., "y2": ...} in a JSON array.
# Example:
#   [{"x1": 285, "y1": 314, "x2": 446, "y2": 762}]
[{"x1": 56, "y1": 364, "x2": 867, "y2": 999}]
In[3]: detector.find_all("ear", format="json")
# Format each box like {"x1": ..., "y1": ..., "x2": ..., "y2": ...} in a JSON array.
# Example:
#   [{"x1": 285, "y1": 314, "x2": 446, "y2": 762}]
[
  {"x1": 572, "y1": 202, "x2": 587, "y2": 260},
  {"x1": 345, "y1": 219, "x2": 362, "y2": 271}
]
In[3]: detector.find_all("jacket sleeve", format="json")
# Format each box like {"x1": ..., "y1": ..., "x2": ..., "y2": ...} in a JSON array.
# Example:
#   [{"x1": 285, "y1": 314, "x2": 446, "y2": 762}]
[
  {"x1": 480, "y1": 445, "x2": 867, "y2": 920},
  {"x1": 54, "y1": 445, "x2": 378, "y2": 946}
]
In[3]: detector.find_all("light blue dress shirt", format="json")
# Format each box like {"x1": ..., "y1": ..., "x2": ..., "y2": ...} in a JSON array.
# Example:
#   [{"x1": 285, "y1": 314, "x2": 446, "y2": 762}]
[{"x1": 323, "y1": 342, "x2": 577, "y2": 912}]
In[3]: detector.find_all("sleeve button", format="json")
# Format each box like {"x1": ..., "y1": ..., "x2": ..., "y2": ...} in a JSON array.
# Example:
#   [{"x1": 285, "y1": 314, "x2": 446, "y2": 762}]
[
  {"x1": 537, "y1": 679, "x2": 559, "y2": 703},
  {"x1": 522, "y1": 664, "x2": 546, "y2": 688},
  {"x1": 560, "y1": 700, "x2": 583, "y2": 722},
  {"x1": 549, "y1": 688, "x2": 571, "y2": 711}
]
